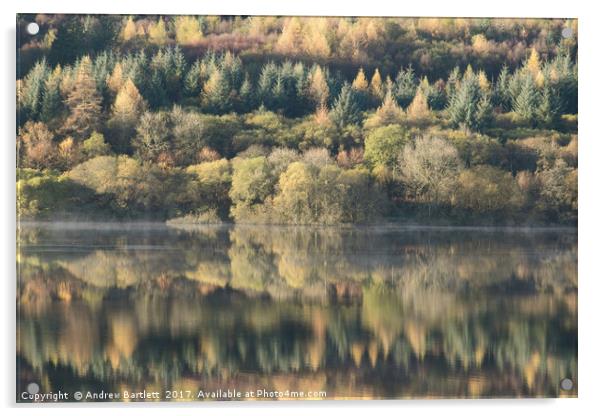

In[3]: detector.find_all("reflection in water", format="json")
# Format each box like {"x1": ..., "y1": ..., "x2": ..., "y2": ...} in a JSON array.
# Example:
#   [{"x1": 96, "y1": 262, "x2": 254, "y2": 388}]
[{"x1": 17, "y1": 224, "x2": 577, "y2": 400}]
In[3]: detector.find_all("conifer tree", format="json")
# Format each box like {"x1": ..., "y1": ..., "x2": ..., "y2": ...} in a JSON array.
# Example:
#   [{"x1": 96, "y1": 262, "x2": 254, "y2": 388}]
[
  {"x1": 352, "y1": 68, "x2": 369, "y2": 91},
  {"x1": 20, "y1": 59, "x2": 49, "y2": 122},
  {"x1": 112, "y1": 78, "x2": 146, "y2": 124},
  {"x1": 512, "y1": 75, "x2": 539, "y2": 124},
  {"x1": 106, "y1": 62, "x2": 125, "y2": 93},
  {"x1": 63, "y1": 56, "x2": 102, "y2": 139},
  {"x1": 370, "y1": 69, "x2": 384, "y2": 99},
  {"x1": 175, "y1": 16, "x2": 203, "y2": 46},
  {"x1": 121, "y1": 17, "x2": 137, "y2": 42},
  {"x1": 148, "y1": 18, "x2": 169, "y2": 46},
  {"x1": 309, "y1": 66, "x2": 329, "y2": 108},
  {"x1": 394, "y1": 66, "x2": 417, "y2": 108},
  {"x1": 330, "y1": 83, "x2": 361, "y2": 128},
  {"x1": 407, "y1": 87, "x2": 430, "y2": 121},
  {"x1": 447, "y1": 74, "x2": 491, "y2": 131},
  {"x1": 41, "y1": 65, "x2": 63, "y2": 125}
]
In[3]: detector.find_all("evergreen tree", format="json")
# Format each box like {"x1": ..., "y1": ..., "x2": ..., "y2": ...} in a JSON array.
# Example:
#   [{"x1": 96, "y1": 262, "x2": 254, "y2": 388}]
[
  {"x1": 330, "y1": 83, "x2": 361, "y2": 128},
  {"x1": 20, "y1": 59, "x2": 49, "y2": 123},
  {"x1": 446, "y1": 73, "x2": 492, "y2": 131},
  {"x1": 394, "y1": 66, "x2": 417, "y2": 108},
  {"x1": 512, "y1": 75, "x2": 539, "y2": 124},
  {"x1": 494, "y1": 65, "x2": 512, "y2": 111},
  {"x1": 40, "y1": 65, "x2": 63, "y2": 125}
]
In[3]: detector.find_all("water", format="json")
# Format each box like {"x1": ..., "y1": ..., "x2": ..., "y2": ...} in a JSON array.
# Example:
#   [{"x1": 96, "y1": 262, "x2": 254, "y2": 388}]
[{"x1": 17, "y1": 223, "x2": 577, "y2": 401}]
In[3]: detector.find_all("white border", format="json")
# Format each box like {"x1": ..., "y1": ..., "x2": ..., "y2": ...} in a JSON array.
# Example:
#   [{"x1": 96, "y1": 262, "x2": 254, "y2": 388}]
[{"x1": 3, "y1": 1, "x2": 601, "y2": 415}]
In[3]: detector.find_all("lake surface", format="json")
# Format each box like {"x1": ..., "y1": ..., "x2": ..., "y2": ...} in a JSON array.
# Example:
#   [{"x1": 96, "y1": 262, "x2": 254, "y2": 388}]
[{"x1": 17, "y1": 223, "x2": 577, "y2": 401}]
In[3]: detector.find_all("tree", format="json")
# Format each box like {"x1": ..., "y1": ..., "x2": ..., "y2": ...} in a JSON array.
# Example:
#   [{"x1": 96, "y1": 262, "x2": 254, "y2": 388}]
[
  {"x1": 133, "y1": 111, "x2": 172, "y2": 162},
  {"x1": 370, "y1": 69, "x2": 384, "y2": 99},
  {"x1": 186, "y1": 159, "x2": 232, "y2": 218},
  {"x1": 121, "y1": 17, "x2": 137, "y2": 42},
  {"x1": 394, "y1": 66, "x2": 417, "y2": 108},
  {"x1": 19, "y1": 121, "x2": 56, "y2": 169},
  {"x1": 453, "y1": 166, "x2": 521, "y2": 215},
  {"x1": 107, "y1": 78, "x2": 145, "y2": 152},
  {"x1": 364, "y1": 125, "x2": 409, "y2": 168},
  {"x1": 352, "y1": 68, "x2": 369, "y2": 91},
  {"x1": 309, "y1": 66, "x2": 329, "y2": 108},
  {"x1": 112, "y1": 79, "x2": 145, "y2": 123},
  {"x1": 406, "y1": 88, "x2": 430, "y2": 122},
  {"x1": 230, "y1": 156, "x2": 274, "y2": 205},
  {"x1": 446, "y1": 72, "x2": 492, "y2": 131},
  {"x1": 148, "y1": 18, "x2": 169, "y2": 46},
  {"x1": 40, "y1": 65, "x2": 63, "y2": 125},
  {"x1": 330, "y1": 83, "x2": 361, "y2": 128},
  {"x1": 63, "y1": 56, "x2": 102, "y2": 139},
  {"x1": 82, "y1": 131, "x2": 111, "y2": 158},
  {"x1": 397, "y1": 136, "x2": 462, "y2": 213},
  {"x1": 512, "y1": 75, "x2": 539, "y2": 124},
  {"x1": 20, "y1": 59, "x2": 49, "y2": 122},
  {"x1": 106, "y1": 62, "x2": 125, "y2": 93},
  {"x1": 364, "y1": 90, "x2": 404, "y2": 128},
  {"x1": 175, "y1": 16, "x2": 202, "y2": 46}
]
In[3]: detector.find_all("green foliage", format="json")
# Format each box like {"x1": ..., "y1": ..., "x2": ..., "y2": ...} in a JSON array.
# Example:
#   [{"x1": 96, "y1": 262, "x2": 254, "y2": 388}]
[
  {"x1": 330, "y1": 84, "x2": 362, "y2": 128},
  {"x1": 446, "y1": 71, "x2": 492, "y2": 132},
  {"x1": 364, "y1": 125, "x2": 409, "y2": 169},
  {"x1": 272, "y1": 162, "x2": 384, "y2": 224},
  {"x1": 16, "y1": 16, "x2": 578, "y2": 224},
  {"x1": 186, "y1": 159, "x2": 232, "y2": 219},
  {"x1": 82, "y1": 132, "x2": 111, "y2": 159},
  {"x1": 229, "y1": 156, "x2": 275, "y2": 221}
]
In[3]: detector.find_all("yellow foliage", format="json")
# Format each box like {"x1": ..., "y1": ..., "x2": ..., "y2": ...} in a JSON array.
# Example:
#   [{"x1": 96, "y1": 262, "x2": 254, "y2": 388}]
[
  {"x1": 148, "y1": 18, "x2": 168, "y2": 46},
  {"x1": 370, "y1": 69, "x2": 384, "y2": 98},
  {"x1": 407, "y1": 88, "x2": 430, "y2": 121},
  {"x1": 352, "y1": 68, "x2": 369, "y2": 91},
  {"x1": 121, "y1": 17, "x2": 137, "y2": 42},
  {"x1": 526, "y1": 48, "x2": 541, "y2": 77},
  {"x1": 175, "y1": 16, "x2": 203, "y2": 46},
  {"x1": 107, "y1": 63, "x2": 124, "y2": 93}
]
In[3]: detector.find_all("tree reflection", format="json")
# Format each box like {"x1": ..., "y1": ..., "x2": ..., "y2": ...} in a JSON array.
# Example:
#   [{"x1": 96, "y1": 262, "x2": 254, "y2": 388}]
[{"x1": 17, "y1": 224, "x2": 577, "y2": 399}]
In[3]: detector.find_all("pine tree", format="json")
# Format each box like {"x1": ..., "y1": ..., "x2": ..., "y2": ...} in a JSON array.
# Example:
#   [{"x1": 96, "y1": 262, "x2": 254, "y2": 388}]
[
  {"x1": 537, "y1": 84, "x2": 561, "y2": 127},
  {"x1": 184, "y1": 60, "x2": 202, "y2": 97},
  {"x1": 446, "y1": 74, "x2": 491, "y2": 131},
  {"x1": 330, "y1": 83, "x2": 361, "y2": 128},
  {"x1": 512, "y1": 75, "x2": 539, "y2": 124},
  {"x1": 63, "y1": 56, "x2": 102, "y2": 139},
  {"x1": 20, "y1": 59, "x2": 49, "y2": 122},
  {"x1": 494, "y1": 65, "x2": 512, "y2": 111},
  {"x1": 41, "y1": 65, "x2": 63, "y2": 125},
  {"x1": 201, "y1": 68, "x2": 232, "y2": 113},
  {"x1": 394, "y1": 66, "x2": 417, "y2": 108}
]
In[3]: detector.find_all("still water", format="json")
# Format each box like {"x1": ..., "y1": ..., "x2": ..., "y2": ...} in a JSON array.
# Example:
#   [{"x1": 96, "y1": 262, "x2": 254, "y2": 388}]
[{"x1": 17, "y1": 223, "x2": 577, "y2": 400}]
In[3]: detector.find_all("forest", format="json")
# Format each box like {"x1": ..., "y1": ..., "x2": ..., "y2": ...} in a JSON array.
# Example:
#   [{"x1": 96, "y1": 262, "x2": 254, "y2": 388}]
[{"x1": 16, "y1": 15, "x2": 578, "y2": 225}]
